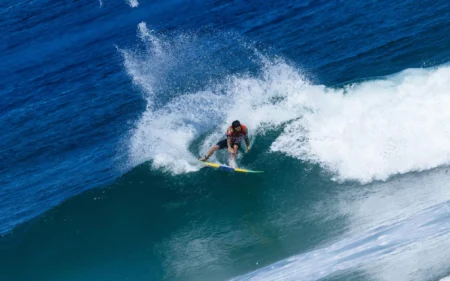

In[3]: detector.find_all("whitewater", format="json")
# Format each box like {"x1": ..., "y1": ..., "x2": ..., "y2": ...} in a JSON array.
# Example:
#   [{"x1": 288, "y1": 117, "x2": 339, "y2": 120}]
[{"x1": 126, "y1": 22, "x2": 450, "y2": 183}]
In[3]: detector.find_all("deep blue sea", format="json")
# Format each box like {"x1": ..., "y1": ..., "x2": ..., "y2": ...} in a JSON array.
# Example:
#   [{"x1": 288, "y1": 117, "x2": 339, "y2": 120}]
[{"x1": 3, "y1": 0, "x2": 450, "y2": 280}]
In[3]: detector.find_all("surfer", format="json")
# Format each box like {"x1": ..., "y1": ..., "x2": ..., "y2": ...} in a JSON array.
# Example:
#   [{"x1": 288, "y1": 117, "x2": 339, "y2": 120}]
[{"x1": 200, "y1": 120, "x2": 251, "y2": 166}]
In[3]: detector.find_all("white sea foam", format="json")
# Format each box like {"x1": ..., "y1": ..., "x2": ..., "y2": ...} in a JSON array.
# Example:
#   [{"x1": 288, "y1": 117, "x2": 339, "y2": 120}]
[
  {"x1": 122, "y1": 23, "x2": 309, "y2": 173},
  {"x1": 123, "y1": 22, "x2": 450, "y2": 181},
  {"x1": 231, "y1": 169, "x2": 450, "y2": 281},
  {"x1": 126, "y1": 0, "x2": 138, "y2": 8},
  {"x1": 272, "y1": 66, "x2": 450, "y2": 183}
]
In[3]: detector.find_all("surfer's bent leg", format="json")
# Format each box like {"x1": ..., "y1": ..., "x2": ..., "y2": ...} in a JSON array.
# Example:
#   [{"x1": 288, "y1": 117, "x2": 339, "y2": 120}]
[
  {"x1": 200, "y1": 140, "x2": 227, "y2": 161},
  {"x1": 216, "y1": 139, "x2": 228, "y2": 150},
  {"x1": 230, "y1": 143, "x2": 240, "y2": 160},
  {"x1": 233, "y1": 143, "x2": 239, "y2": 155}
]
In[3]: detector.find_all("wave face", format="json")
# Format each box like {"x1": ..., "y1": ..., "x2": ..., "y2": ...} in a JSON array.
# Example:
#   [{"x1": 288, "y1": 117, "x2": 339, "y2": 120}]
[
  {"x1": 232, "y1": 168, "x2": 450, "y2": 281},
  {"x1": 3, "y1": 0, "x2": 450, "y2": 281}
]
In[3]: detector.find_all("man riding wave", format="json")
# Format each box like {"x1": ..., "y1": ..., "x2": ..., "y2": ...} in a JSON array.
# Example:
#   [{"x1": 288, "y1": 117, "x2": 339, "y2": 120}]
[{"x1": 200, "y1": 120, "x2": 251, "y2": 167}]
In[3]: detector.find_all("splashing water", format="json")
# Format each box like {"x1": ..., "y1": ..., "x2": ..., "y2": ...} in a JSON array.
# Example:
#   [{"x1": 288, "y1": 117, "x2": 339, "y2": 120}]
[{"x1": 122, "y1": 22, "x2": 450, "y2": 184}]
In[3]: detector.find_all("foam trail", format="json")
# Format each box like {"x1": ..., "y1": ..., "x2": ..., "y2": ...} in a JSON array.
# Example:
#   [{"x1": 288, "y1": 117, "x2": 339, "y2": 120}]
[
  {"x1": 232, "y1": 212, "x2": 450, "y2": 281},
  {"x1": 231, "y1": 169, "x2": 450, "y2": 281},
  {"x1": 231, "y1": 205, "x2": 450, "y2": 281}
]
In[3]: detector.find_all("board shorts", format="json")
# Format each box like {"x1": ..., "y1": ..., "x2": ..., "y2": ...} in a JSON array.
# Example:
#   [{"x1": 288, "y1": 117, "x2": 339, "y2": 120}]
[{"x1": 216, "y1": 139, "x2": 241, "y2": 150}]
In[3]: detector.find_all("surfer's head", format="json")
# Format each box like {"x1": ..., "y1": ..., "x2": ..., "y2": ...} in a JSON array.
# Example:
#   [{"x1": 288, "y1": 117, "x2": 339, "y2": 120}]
[{"x1": 232, "y1": 120, "x2": 241, "y2": 131}]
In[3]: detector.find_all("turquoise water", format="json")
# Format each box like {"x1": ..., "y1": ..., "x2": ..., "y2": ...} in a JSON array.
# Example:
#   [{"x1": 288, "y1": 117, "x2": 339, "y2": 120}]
[{"x1": 3, "y1": 0, "x2": 450, "y2": 280}]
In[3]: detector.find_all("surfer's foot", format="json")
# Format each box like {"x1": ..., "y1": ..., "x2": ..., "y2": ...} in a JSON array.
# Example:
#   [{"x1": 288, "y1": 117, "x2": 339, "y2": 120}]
[{"x1": 199, "y1": 155, "x2": 209, "y2": 161}]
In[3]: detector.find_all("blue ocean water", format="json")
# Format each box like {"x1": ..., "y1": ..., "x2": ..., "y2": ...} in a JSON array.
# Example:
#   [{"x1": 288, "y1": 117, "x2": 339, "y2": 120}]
[{"x1": 3, "y1": 0, "x2": 450, "y2": 280}]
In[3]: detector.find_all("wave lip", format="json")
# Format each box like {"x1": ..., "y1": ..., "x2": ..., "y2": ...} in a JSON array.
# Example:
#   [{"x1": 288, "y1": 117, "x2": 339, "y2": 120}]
[{"x1": 272, "y1": 66, "x2": 450, "y2": 183}]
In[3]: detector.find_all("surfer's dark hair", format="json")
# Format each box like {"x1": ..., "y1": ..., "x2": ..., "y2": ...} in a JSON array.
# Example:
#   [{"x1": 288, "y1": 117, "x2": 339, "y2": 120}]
[{"x1": 232, "y1": 120, "x2": 241, "y2": 128}]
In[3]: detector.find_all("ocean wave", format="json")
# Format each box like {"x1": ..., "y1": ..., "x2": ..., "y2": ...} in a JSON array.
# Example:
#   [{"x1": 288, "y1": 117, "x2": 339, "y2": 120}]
[{"x1": 122, "y1": 22, "x2": 450, "y2": 184}]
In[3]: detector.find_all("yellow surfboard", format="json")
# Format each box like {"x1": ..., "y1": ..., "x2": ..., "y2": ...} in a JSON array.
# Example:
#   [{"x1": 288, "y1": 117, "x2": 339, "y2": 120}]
[{"x1": 202, "y1": 161, "x2": 263, "y2": 173}]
